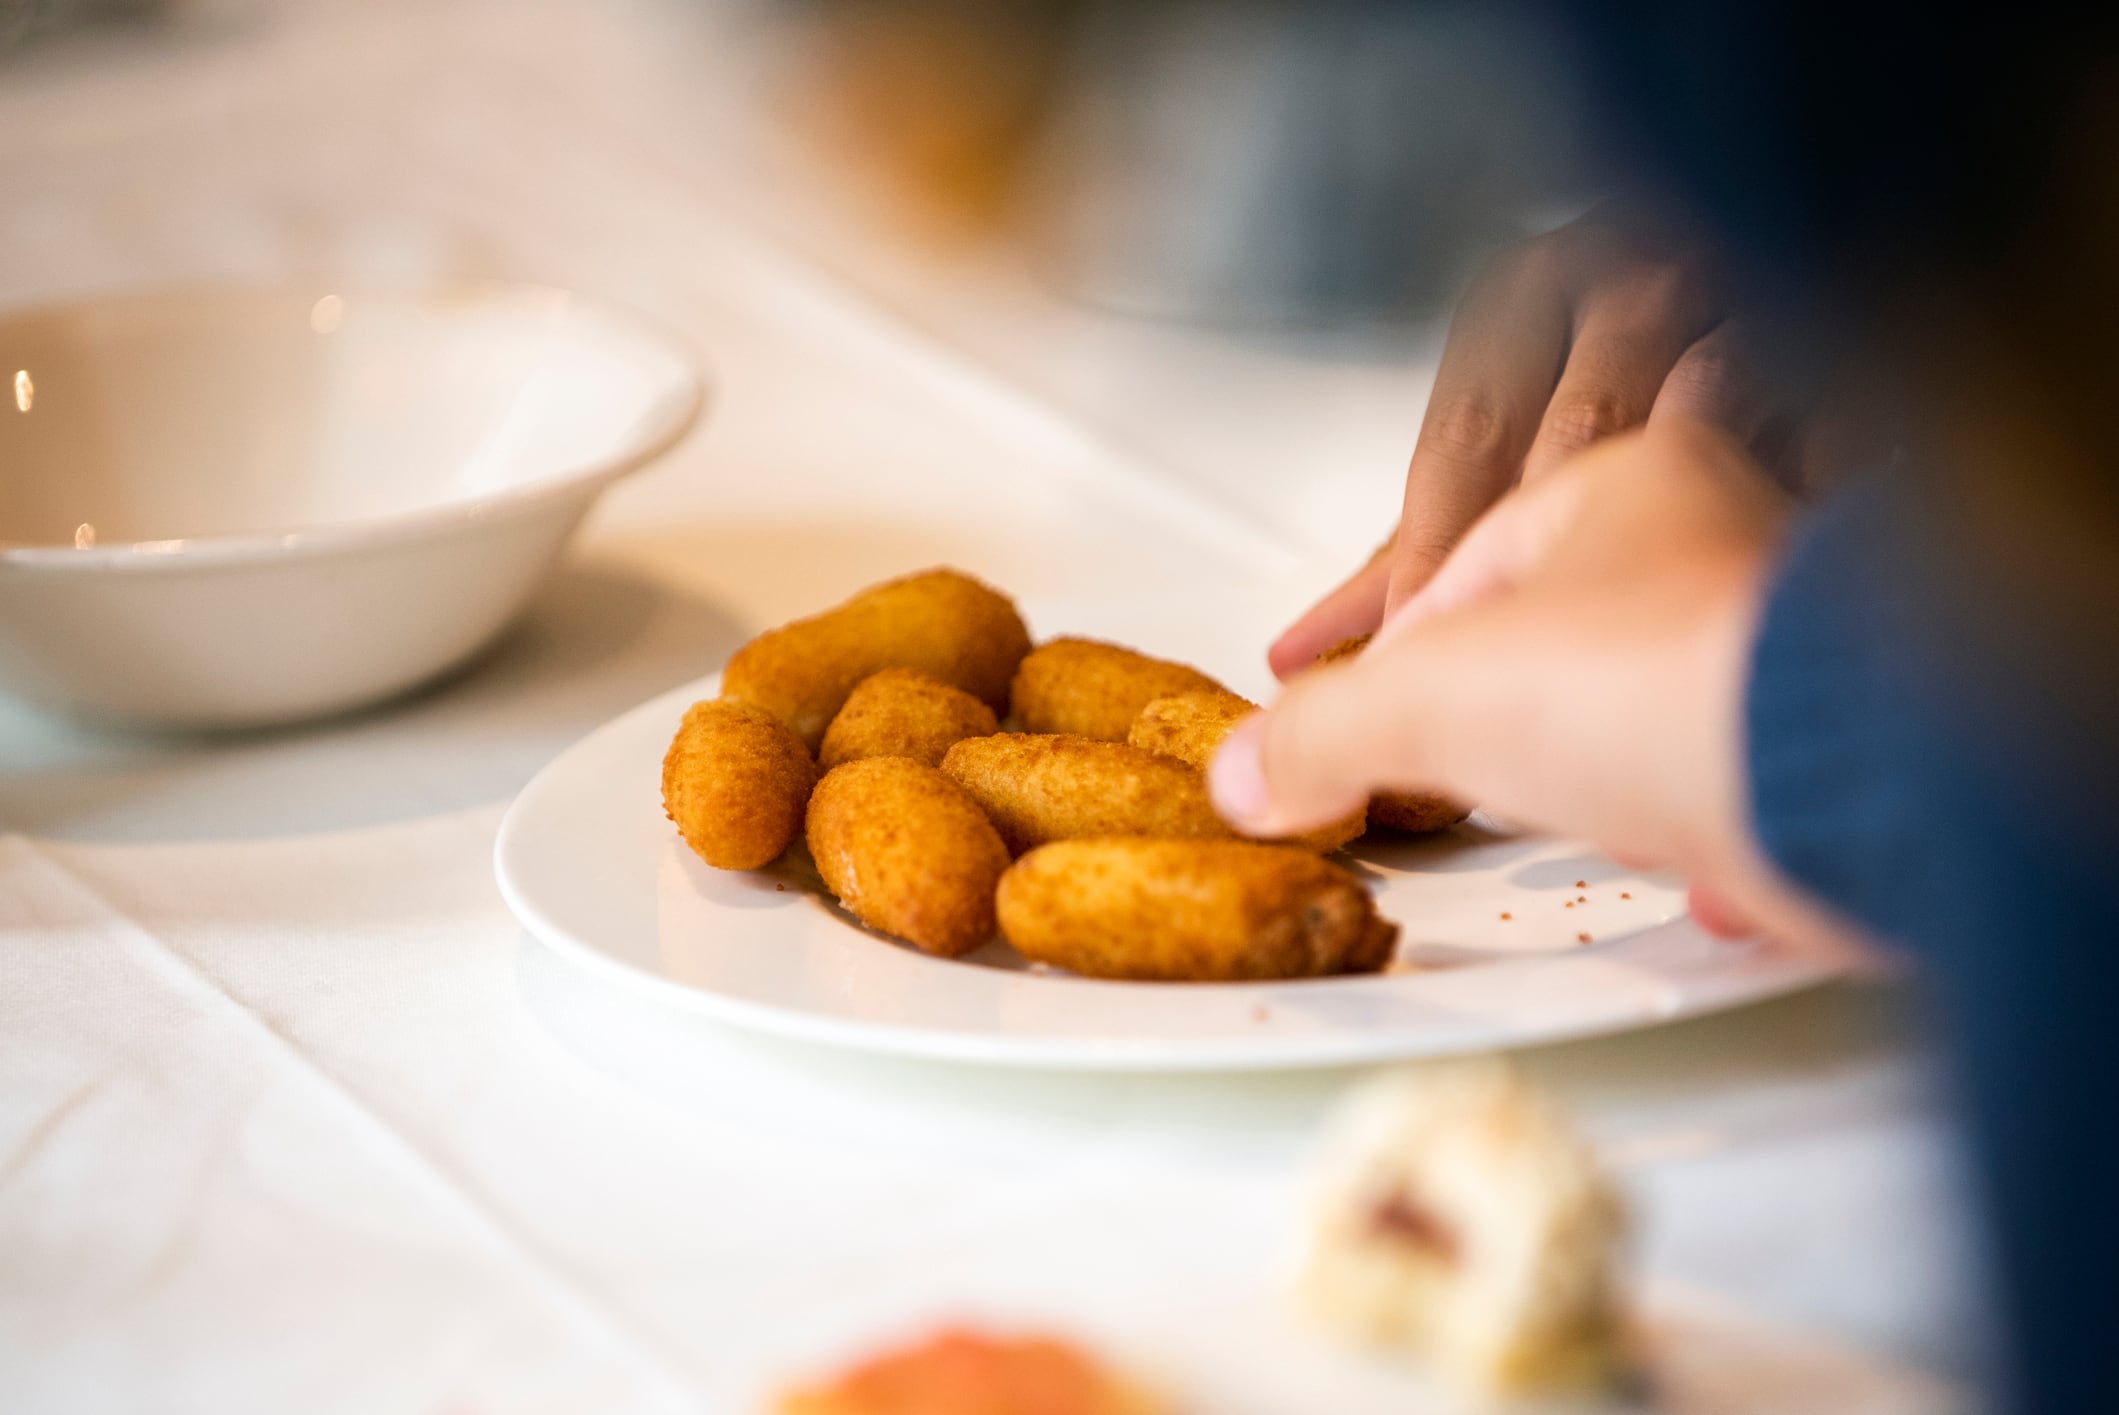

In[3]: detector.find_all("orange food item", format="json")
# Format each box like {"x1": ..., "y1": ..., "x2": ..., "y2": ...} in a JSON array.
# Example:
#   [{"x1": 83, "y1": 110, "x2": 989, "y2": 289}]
[
  {"x1": 1315, "y1": 635, "x2": 1471, "y2": 834},
  {"x1": 776, "y1": 1327, "x2": 1168, "y2": 1415}
]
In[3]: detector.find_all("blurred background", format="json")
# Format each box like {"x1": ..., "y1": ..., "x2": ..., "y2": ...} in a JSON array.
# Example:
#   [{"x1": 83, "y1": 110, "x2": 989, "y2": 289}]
[{"x1": 0, "y1": 0, "x2": 1605, "y2": 566}]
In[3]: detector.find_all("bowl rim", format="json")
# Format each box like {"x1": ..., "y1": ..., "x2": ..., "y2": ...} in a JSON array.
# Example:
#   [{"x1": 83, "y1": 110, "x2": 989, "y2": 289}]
[{"x1": 0, "y1": 281, "x2": 708, "y2": 575}]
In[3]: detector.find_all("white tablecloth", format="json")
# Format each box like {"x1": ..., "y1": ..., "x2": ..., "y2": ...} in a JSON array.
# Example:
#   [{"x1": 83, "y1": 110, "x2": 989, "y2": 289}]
[{"x1": 1, "y1": 3, "x2": 1981, "y2": 1410}]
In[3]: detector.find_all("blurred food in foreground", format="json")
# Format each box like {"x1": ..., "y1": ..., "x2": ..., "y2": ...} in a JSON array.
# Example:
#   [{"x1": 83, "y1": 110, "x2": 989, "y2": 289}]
[
  {"x1": 775, "y1": 1326, "x2": 1169, "y2": 1415},
  {"x1": 1302, "y1": 1061, "x2": 1633, "y2": 1397}
]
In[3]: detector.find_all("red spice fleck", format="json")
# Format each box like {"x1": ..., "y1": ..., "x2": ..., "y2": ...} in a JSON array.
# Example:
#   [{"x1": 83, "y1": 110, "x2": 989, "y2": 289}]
[
  {"x1": 1564, "y1": 901, "x2": 1574, "y2": 908},
  {"x1": 1499, "y1": 911, "x2": 1512, "y2": 921},
  {"x1": 1577, "y1": 932, "x2": 1592, "y2": 944},
  {"x1": 1620, "y1": 891, "x2": 1632, "y2": 900},
  {"x1": 775, "y1": 883, "x2": 787, "y2": 892},
  {"x1": 1577, "y1": 895, "x2": 1588, "y2": 903},
  {"x1": 1369, "y1": 1193, "x2": 1460, "y2": 1263},
  {"x1": 1575, "y1": 879, "x2": 1588, "y2": 889}
]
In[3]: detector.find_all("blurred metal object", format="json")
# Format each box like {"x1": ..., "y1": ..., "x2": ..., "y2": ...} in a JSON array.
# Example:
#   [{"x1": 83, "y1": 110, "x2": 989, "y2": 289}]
[
  {"x1": 1023, "y1": 0, "x2": 1589, "y2": 325},
  {"x1": 773, "y1": 0, "x2": 1087, "y2": 241},
  {"x1": 1, "y1": 0, "x2": 164, "y2": 49}
]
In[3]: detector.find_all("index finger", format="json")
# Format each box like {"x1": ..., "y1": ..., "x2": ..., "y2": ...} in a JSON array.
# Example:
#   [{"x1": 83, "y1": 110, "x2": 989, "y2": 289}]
[
  {"x1": 1267, "y1": 539, "x2": 1393, "y2": 680},
  {"x1": 1383, "y1": 245, "x2": 1573, "y2": 617}
]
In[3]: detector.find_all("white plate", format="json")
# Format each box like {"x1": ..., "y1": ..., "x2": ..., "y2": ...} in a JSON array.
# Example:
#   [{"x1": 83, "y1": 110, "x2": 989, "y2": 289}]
[
  {"x1": 497, "y1": 672, "x2": 1837, "y2": 1071},
  {"x1": 487, "y1": 673, "x2": 1830, "y2": 1071}
]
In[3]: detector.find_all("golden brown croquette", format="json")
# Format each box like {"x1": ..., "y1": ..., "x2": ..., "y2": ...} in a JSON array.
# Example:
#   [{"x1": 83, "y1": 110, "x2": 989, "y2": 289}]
[
  {"x1": 996, "y1": 838, "x2": 1398, "y2": 981},
  {"x1": 722, "y1": 568, "x2": 1031, "y2": 750},
  {"x1": 662, "y1": 698, "x2": 818, "y2": 870},
  {"x1": 804, "y1": 757, "x2": 1011, "y2": 957}
]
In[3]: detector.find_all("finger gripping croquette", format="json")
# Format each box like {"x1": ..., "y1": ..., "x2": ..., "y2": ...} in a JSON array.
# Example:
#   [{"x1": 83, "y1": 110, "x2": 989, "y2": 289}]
[
  {"x1": 1317, "y1": 635, "x2": 1472, "y2": 834},
  {"x1": 819, "y1": 668, "x2": 1000, "y2": 770},
  {"x1": 1008, "y1": 637, "x2": 1224, "y2": 741},
  {"x1": 662, "y1": 699, "x2": 818, "y2": 870},
  {"x1": 996, "y1": 838, "x2": 1399, "y2": 981},
  {"x1": 939, "y1": 733, "x2": 1230, "y2": 854},
  {"x1": 805, "y1": 757, "x2": 1012, "y2": 958},
  {"x1": 722, "y1": 568, "x2": 1032, "y2": 750},
  {"x1": 1129, "y1": 689, "x2": 1366, "y2": 852}
]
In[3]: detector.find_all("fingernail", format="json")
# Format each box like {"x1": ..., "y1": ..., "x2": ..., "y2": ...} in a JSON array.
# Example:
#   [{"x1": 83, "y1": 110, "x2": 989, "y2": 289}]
[{"x1": 1209, "y1": 717, "x2": 1275, "y2": 830}]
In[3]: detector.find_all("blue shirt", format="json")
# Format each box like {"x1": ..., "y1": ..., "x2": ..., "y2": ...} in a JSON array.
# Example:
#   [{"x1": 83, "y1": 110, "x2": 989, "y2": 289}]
[{"x1": 1748, "y1": 466, "x2": 2119, "y2": 1413}]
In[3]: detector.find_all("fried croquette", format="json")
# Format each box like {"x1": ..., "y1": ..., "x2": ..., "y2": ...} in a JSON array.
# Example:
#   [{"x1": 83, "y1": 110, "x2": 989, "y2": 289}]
[
  {"x1": 939, "y1": 732, "x2": 1230, "y2": 854},
  {"x1": 1316, "y1": 634, "x2": 1472, "y2": 834},
  {"x1": 776, "y1": 1327, "x2": 1170, "y2": 1415},
  {"x1": 818, "y1": 668, "x2": 1000, "y2": 770},
  {"x1": 996, "y1": 838, "x2": 1399, "y2": 981},
  {"x1": 1129, "y1": 689, "x2": 1367, "y2": 852},
  {"x1": 805, "y1": 757, "x2": 1011, "y2": 957},
  {"x1": 722, "y1": 568, "x2": 1032, "y2": 750},
  {"x1": 662, "y1": 699, "x2": 818, "y2": 870},
  {"x1": 1007, "y1": 636, "x2": 1224, "y2": 741}
]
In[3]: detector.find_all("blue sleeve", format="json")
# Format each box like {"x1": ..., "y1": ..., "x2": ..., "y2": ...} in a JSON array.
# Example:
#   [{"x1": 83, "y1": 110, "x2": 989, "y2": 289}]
[{"x1": 1745, "y1": 470, "x2": 2119, "y2": 1415}]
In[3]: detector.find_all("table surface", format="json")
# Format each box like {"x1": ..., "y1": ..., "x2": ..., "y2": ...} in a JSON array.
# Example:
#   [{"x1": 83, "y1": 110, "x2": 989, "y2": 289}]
[{"x1": 0, "y1": 3, "x2": 1982, "y2": 1411}]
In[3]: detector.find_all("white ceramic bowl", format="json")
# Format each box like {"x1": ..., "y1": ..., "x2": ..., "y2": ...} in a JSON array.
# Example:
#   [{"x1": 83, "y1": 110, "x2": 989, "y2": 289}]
[{"x1": 0, "y1": 285, "x2": 703, "y2": 729}]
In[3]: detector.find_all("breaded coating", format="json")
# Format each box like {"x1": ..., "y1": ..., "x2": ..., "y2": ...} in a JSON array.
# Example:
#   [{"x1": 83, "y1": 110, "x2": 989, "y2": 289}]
[
  {"x1": 1129, "y1": 689, "x2": 1367, "y2": 852},
  {"x1": 722, "y1": 568, "x2": 1032, "y2": 750},
  {"x1": 805, "y1": 758, "x2": 1011, "y2": 957},
  {"x1": 818, "y1": 668, "x2": 1000, "y2": 771},
  {"x1": 996, "y1": 838, "x2": 1399, "y2": 981},
  {"x1": 1317, "y1": 635, "x2": 1472, "y2": 834},
  {"x1": 939, "y1": 733, "x2": 1229, "y2": 855},
  {"x1": 1127, "y1": 687, "x2": 1257, "y2": 764},
  {"x1": 1008, "y1": 636, "x2": 1223, "y2": 741},
  {"x1": 662, "y1": 698, "x2": 818, "y2": 870}
]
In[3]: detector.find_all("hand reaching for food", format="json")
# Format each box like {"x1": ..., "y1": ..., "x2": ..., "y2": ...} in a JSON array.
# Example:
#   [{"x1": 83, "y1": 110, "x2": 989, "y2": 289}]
[
  {"x1": 1268, "y1": 204, "x2": 1846, "y2": 680},
  {"x1": 1216, "y1": 419, "x2": 1862, "y2": 962}
]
